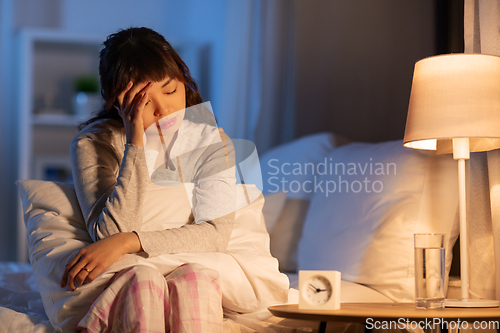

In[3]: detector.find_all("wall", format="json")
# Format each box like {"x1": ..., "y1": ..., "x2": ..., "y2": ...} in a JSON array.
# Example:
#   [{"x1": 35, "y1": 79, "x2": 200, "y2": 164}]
[
  {"x1": 293, "y1": 0, "x2": 437, "y2": 143},
  {"x1": 61, "y1": 0, "x2": 227, "y2": 111}
]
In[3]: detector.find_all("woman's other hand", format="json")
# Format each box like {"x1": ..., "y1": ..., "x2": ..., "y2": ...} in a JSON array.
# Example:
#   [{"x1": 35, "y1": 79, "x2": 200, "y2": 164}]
[
  {"x1": 116, "y1": 81, "x2": 154, "y2": 147},
  {"x1": 60, "y1": 232, "x2": 142, "y2": 291}
]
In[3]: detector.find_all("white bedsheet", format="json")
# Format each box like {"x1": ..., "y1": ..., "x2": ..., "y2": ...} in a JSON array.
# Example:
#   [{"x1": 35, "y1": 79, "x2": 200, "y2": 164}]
[{"x1": 0, "y1": 262, "x2": 52, "y2": 333}]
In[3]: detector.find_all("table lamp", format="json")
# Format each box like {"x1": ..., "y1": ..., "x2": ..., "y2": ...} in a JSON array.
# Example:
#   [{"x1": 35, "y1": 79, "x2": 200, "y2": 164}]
[{"x1": 404, "y1": 53, "x2": 500, "y2": 307}]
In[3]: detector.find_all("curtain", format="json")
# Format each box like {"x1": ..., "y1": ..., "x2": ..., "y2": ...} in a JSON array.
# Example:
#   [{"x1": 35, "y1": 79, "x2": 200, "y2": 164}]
[
  {"x1": 217, "y1": 0, "x2": 295, "y2": 154},
  {"x1": 217, "y1": 1, "x2": 261, "y2": 144},
  {"x1": 465, "y1": 0, "x2": 500, "y2": 300},
  {"x1": 253, "y1": 0, "x2": 295, "y2": 153}
]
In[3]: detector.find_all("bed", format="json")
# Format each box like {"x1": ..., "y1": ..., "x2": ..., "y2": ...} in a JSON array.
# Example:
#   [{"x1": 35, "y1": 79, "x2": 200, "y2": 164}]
[
  {"x1": 0, "y1": 263, "x2": 394, "y2": 332},
  {"x1": 1, "y1": 132, "x2": 461, "y2": 332}
]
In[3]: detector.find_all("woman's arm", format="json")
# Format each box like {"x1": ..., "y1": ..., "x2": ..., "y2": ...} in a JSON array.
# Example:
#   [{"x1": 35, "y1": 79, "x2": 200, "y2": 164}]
[
  {"x1": 61, "y1": 231, "x2": 141, "y2": 290},
  {"x1": 136, "y1": 213, "x2": 235, "y2": 257},
  {"x1": 67, "y1": 124, "x2": 236, "y2": 291},
  {"x1": 64, "y1": 82, "x2": 153, "y2": 289},
  {"x1": 71, "y1": 128, "x2": 150, "y2": 242},
  {"x1": 64, "y1": 126, "x2": 148, "y2": 290},
  {"x1": 71, "y1": 82, "x2": 153, "y2": 242}
]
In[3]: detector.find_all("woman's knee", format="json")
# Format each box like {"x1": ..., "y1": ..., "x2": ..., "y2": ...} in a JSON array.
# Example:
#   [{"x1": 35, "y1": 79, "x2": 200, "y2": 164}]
[
  {"x1": 168, "y1": 263, "x2": 220, "y2": 283},
  {"x1": 126, "y1": 265, "x2": 165, "y2": 283}
]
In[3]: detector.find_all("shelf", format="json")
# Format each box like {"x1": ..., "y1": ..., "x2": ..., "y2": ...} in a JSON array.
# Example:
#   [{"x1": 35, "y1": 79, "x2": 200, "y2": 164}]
[
  {"x1": 16, "y1": 28, "x2": 106, "y2": 262},
  {"x1": 32, "y1": 114, "x2": 85, "y2": 126}
]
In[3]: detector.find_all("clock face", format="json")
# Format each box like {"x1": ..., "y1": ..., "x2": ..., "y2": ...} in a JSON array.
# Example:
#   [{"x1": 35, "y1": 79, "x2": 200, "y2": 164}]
[
  {"x1": 303, "y1": 275, "x2": 333, "y2": 305},
  {"x1": 299, "y1": 270, "x2": 340, "y2": 310}
]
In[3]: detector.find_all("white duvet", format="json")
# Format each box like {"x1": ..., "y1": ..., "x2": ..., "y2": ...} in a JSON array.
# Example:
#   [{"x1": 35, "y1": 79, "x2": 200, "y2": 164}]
[
  {"x1": 17, "y1": 180, "x2": 290, "y2": 332},
  {"x1": 0, "y1": 262, "x2": 52, "y2": 333}
]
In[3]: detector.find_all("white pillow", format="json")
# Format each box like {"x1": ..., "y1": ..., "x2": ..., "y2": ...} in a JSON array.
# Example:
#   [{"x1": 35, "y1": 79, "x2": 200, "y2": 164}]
[
  {"x1": 17, "y1": 181, "x2": 106, "y2": 332},
  {"x1": 297, "y1": 140, "x2": 459, "y2": 302},
  {"x1": 260, "y1": 132, "x2": 338, "y2": 199},
  {"x1": 18, "y1": 180, "x2": 289, "y2": 332},
  {"x1": 262, "y1": 191, "x2": 287, "y2": 232},
  {"x1": 269, "y1": 199, "x2": 309, "y2": 272}
]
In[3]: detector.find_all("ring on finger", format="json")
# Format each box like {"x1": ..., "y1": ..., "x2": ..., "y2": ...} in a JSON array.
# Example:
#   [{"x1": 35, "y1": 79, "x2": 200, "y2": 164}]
[{"x1": 82, "y1": 267, "x2": 91, "y2": 273}]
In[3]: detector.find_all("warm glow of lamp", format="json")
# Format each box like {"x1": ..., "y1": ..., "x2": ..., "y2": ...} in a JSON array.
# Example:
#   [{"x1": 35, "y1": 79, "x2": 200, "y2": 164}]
[{"x1": 404, "y1": 54, "x2": 500, "y2": 307}]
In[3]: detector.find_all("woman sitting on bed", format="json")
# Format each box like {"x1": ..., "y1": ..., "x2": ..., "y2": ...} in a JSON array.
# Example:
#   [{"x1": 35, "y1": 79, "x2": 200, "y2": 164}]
[{"x1": 60, "y1": 27, "x2": 237, "y2": 332}]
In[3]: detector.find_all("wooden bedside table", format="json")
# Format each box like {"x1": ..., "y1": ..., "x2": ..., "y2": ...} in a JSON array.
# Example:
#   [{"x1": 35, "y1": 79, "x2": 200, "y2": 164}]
[{"x1": 269, "y1": 303, "x2": 500, "y2": 333}]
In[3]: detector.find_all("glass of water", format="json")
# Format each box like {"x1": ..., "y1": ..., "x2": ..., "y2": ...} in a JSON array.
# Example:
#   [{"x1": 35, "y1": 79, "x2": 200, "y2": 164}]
[{"x1": 414, "y1": 233, "x2": 445, "y2": 309}]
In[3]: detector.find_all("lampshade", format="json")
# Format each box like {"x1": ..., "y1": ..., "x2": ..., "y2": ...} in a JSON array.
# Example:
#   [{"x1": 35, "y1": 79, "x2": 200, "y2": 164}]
[{"x1": 403, "y1": 54, "x2": 500, "y2": 154}]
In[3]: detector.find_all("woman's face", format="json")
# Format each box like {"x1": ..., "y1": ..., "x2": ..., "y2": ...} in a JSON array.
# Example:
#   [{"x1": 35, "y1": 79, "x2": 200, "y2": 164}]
[{"x1": 142, "y1": 77, "x2": 186, "y2": 132}]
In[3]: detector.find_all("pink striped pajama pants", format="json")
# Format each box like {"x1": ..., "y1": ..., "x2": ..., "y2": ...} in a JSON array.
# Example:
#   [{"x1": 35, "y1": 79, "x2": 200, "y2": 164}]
[{"x1": 77, "y1": 263, "x2": 223, "y2": 333}]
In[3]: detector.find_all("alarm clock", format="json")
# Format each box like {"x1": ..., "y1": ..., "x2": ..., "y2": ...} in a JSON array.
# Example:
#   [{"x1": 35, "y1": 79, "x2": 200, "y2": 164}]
[{"x1": 298, "y1": 270, "x2": 341, "y2": 310}]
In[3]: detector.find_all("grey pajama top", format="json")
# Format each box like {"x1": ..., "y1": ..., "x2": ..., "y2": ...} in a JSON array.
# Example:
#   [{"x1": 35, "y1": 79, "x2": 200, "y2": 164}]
[{"x1": 70, "y1": 118, "x2": 236, "y2": 257}]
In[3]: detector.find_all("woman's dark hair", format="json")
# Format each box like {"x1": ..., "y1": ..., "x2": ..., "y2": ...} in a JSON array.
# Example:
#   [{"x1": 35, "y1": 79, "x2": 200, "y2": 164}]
[{"x1": 80, "y1": 27, "x2": 202, "y2": 129}]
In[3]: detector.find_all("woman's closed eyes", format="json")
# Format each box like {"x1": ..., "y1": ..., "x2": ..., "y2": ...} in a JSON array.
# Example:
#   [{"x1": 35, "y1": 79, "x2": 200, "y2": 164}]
[{"x1": 144, "y1": 86, "x2": 178, "y2": 106}]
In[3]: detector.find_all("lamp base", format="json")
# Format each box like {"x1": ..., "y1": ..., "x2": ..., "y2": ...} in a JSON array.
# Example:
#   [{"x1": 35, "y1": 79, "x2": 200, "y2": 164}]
[{"x1": 445, "y1": 299, "x2": 500, "y2": 308}]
